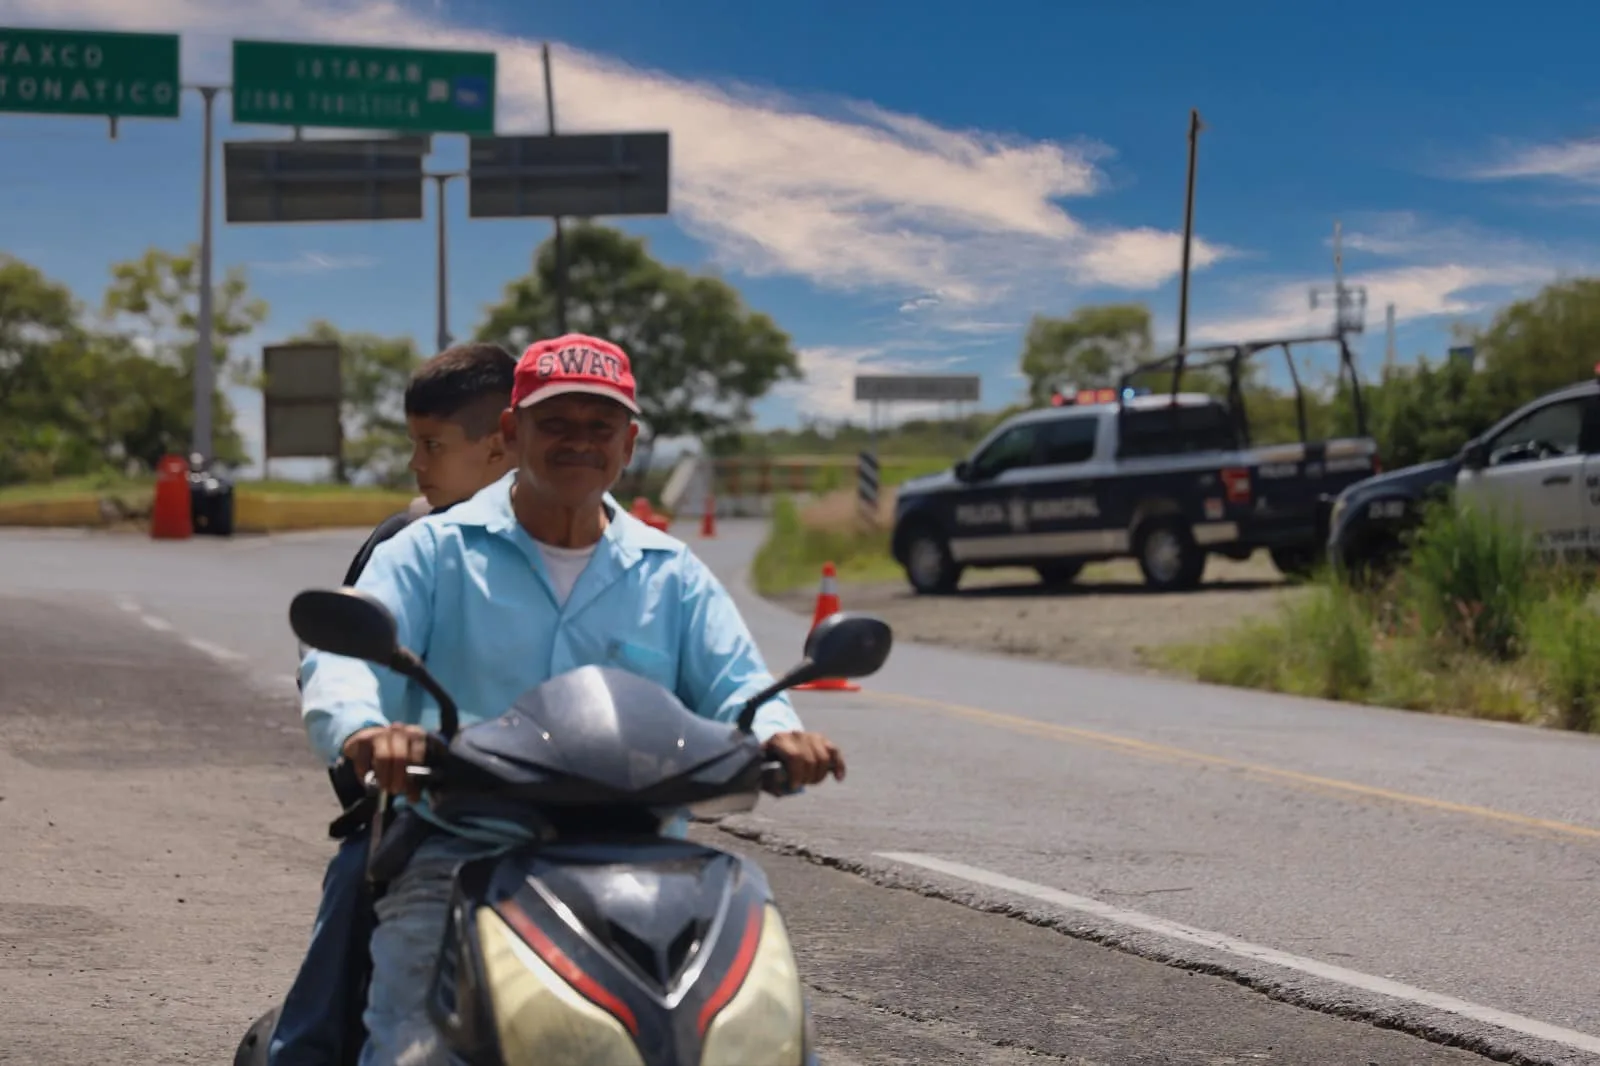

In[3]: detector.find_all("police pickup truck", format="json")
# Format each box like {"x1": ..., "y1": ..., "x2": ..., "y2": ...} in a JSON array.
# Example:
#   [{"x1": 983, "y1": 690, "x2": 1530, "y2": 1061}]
[
  {"x1": 1328, "y1": 367, "x2": 1600, "y2": 573},
  {"x1": 890, "y1": 387, "x2": 1381, "y2": 594}
]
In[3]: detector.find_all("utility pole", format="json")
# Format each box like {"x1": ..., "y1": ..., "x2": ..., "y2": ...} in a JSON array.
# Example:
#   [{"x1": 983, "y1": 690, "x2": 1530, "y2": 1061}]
[
  {"x1": 1310, "y1": 220, "x2": 1368, "y2": 336},
  {"x1": 1384, "y1": 302, "x2": 1396, "y2": 373},
  {"x1": 542, "y1": 42, "x2": 569, "y2": 335},
  {"x1": 193, "y1": 86, "x2": 221, "y2": 467},
  {"x1": 1176, "y1": 108, "x2": 1204, "y2": 351}
]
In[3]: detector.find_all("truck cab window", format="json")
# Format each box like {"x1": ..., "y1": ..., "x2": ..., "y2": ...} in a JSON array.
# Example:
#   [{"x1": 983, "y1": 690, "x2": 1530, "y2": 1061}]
[
  {"x1": 1039, "y1": 415, "x2": 1098, "y2": 466},
  {"x1": 969, "y1": 425, "x2": 1038, "y2": 480},
  {"x1": 1487, "y1": 399, "x2": 1585, "y2": 466}
]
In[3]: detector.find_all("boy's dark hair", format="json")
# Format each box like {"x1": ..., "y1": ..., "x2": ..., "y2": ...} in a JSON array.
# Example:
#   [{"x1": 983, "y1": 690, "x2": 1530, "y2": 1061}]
[{"x1": 404, "y1": 342, "x2": 516, "y2": 439}]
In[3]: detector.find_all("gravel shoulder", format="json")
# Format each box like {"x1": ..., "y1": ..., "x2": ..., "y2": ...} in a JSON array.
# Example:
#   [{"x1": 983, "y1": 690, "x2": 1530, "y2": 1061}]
[{"x1": 774, "y1": 550, "x2": 1309, "y2": 674}]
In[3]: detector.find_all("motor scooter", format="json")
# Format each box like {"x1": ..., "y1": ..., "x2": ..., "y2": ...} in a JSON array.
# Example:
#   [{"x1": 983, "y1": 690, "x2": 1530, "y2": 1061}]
[{"x1": 235, "y1": 586, "x2": 892, "y2": 1065}]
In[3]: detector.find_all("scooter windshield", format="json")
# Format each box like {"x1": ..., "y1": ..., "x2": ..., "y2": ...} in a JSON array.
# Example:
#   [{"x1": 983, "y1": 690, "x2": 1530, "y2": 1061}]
[{"x1": 455, "y1": 664, "x2": 750, "y2": 795}]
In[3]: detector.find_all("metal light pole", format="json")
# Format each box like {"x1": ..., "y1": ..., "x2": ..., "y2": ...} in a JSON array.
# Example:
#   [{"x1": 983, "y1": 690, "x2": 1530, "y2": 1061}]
[
  {"x1": 1176, "y1": 108, "x2": 1204, "y2": 351},
  {"x1": 432, "y1": 173, "x2": 453, "y2": 353},
  {"x1": 541, "y1": 42, "x2": 569, "y2": 335},
  {"x1": 194, "y1": 85, "x2": 221, "y2": 465}
]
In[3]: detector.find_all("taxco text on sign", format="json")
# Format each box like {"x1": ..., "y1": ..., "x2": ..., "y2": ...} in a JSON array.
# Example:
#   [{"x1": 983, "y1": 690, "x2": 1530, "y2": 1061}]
[
  {"x1": 231, "y1": 39, "x2": 496, "y2": 134},
  {"x1": 0, "y1": 27, "x2": 180, "y2": 119}
]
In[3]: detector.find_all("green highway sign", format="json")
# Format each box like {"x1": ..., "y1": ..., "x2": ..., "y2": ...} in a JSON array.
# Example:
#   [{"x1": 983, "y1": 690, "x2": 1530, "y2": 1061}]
[
  {"x1": 0, "y1": 27, "x2": 180, "y2": 118},
  {"x1": 232, "y1": 39, "x2": 495, "y2": 134}
]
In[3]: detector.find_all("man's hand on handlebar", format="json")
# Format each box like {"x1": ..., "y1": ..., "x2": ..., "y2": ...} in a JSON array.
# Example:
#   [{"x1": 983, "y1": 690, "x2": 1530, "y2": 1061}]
[
  {"x1": 764, "y1": 730, "x2": 845, "y2": 789},
  {"x1": 342, "y1": 723, "x2": 429, "y2": 802}
]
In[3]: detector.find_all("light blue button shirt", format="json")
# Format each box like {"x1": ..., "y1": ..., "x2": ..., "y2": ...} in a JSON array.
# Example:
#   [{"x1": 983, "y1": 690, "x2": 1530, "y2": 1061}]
[{"x1": 299, "y1": 472, "x2": 803, "y2": 842}]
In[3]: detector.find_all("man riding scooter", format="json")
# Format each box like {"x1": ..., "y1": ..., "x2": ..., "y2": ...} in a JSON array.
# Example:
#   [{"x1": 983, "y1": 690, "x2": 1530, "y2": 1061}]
[{"x1": 298, "y1": 333, "x2": 845, "y2": 1066}]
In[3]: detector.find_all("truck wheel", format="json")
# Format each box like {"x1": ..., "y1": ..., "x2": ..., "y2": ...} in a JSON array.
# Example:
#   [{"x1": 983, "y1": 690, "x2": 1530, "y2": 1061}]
[
  {"x1": 1135, "y1": 519, "x2": 1204, "y2": 591},
  {"x1": 1269, "y1": 545, "x2": 1318, "y2": 580},
  {"x1": 903, "y1": 529, "x2": 962, "y2": 595},
  {"x1": 1035, "y1": 561, "x2": 1084, "y2": 587}
]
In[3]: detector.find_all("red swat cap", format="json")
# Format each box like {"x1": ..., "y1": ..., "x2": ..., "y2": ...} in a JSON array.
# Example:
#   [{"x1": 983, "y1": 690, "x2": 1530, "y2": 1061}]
[{"x1": 512, "y1": 334, "x2": 641, "y2": 415}]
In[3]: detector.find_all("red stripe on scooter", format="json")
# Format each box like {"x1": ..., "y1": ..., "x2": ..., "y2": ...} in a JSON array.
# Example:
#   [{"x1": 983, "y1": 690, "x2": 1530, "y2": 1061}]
[
  {"x1": 493, "y1": 898, "x2": 640, "y2": 1038},
  {"x1": 697, "y1": 903, "x2": 762, "y2": 1037}
]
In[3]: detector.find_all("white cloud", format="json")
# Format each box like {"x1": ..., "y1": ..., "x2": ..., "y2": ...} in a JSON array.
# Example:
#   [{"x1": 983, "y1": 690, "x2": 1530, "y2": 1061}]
[
  {"x1": 249, "y1": 250, "x2": 380, "y2": 274},
  {"x1": 1070, "y1": 227, "x2": 1216, "y2": 289},
  {"x1": 777, "y1": 345, "x2": 985, "y2": 422},
  {"x1": 1192, "y1": 263, "x2": 1531, "y2": 344},
  {"x1": 1191, "y1": 213, "x2": 1565, "y2": 344},
  {"x1": 5, "y1": 0, "x2": 1228, "y2": 316},
  {"x1": 899, "y1": 293, "x2": 942, "y2": 313},
  {"x1": 1467, "y1": 138, "x2": 1600, "y2": 185}
]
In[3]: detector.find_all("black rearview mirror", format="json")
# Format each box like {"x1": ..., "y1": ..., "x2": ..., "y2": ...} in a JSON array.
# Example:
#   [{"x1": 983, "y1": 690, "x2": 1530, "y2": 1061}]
[
  {"x1": 290, "y1": 588, "x2": 402, "y2": 666},
  {"x1": 1460, "y1": 440, "x2": 1488, "y2": 470},
  {"x1": 803, "y1": 612, "x2": 893, "y2": 680},
  {"x1": 953, "y1": 460, "x2": 972, "y2": 481},
  {"x1": 734, "y1": 612, "x2": 895, "y2": 732}
]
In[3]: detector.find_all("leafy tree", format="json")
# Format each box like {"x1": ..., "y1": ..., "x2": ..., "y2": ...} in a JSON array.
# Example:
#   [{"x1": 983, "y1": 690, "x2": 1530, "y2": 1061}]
[
  {"x1": 102, "y1": 245, "x2": 269, "y2": 378},
  {"x1": 476, "y1": 222, "x2": 802, "y2": 472},
  {"x1": 1018, "y1": 303, "x2": 1153, "y2": 404},
  {"x1": 0, "y1": 254, "x2": 246, "y2": 480},
  {"x1": 99, "y1": 245, "x2": 267, "y2": 468},
  {"x1": 0, "y1": 256, "x2": 99, "y2": 481},
  {"x1": 79, "y1": 333, "x2": 242, "y2": 474},
  {"x1": 276, "y1": 320, "x2": 424, "y2": 486},
  {"x1": 1468, "y1": 278, "x2": 1600, "y2": 418}
]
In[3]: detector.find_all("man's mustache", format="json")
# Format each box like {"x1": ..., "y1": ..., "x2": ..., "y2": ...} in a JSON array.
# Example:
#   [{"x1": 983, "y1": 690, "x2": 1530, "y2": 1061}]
[{"x1": 550, "y1": 451, "x2": 607, "y2": 468}]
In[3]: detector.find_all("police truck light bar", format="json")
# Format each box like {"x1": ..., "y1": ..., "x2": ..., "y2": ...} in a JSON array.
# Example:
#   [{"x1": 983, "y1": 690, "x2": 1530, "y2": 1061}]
[{"x1": 1050, "y1": 386, "x2": 1152, "y2": 407}]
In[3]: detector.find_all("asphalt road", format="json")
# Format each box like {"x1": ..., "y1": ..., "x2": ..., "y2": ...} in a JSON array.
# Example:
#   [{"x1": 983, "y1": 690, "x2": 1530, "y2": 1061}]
[{"x1": 1, "y1": 520, "x2": 1595, "y2": 1063}]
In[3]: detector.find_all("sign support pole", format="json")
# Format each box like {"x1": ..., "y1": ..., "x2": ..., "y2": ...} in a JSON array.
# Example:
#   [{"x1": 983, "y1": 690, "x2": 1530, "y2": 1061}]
[
  {"x1": 194, "y1": 85, "x2": 222, "y2": 466},
  {"x1": 433, "y1": 173, "x2": 453, "y2": 353},
  {"x1": 541, "y1": 42, "x2": 569, "y2": 335}
]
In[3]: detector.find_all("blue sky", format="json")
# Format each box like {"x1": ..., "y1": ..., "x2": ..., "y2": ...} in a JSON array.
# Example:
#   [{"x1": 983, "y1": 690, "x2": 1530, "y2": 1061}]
[{"x1": 5, "y1": 0, "x2": 1600, "y2": 477}]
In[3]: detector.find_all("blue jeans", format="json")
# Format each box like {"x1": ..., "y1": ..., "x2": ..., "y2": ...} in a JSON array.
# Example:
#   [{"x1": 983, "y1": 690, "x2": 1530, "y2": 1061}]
[
  {"x1": 360, "y1": 833, "x2": 500, "y2": 1066},
  {"x1": 268, "y1": 832, "x2": 373, "y2": 1066}
]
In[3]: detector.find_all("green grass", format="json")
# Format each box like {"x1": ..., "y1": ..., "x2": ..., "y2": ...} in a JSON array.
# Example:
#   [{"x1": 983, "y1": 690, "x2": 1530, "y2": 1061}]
[
  {"x1": 0, "y1": 474, "x2": 152, "y2": 503},
  {"x1": 0, "y1": 474, "x2": 412, "y2": 505},
  {"x1": 751, "y1": 496, "x2": 903, "y2": 596},
  {"x1": 1162, "y1": 502, "x2": 1600, "y2": 732},
  {"x1": 240, "y1": 479, "x2": 410, "y2": 497}
]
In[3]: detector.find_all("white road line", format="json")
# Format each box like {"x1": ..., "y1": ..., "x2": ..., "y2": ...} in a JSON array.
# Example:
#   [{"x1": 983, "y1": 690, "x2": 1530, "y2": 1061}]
[
  {"x1": 185, "y1": 637, "x2": 246, "y2": 663},
  {"x1": 112, "y1": 597, "x2": 249, "y2": 665},
  {"x1": 875, "y1": 851, "x2": 1600, "y2": 1057}
]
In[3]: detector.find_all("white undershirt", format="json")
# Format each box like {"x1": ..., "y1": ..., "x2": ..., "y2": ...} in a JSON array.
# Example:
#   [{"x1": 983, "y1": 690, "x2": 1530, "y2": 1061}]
[{"x1": 536, "y1": 539, "x2": 598, "y2": 605}]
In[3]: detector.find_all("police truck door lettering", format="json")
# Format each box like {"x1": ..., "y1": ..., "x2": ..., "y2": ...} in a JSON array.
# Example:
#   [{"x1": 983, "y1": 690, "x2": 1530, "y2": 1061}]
[
  {"x1": 955, "y1": 502, "x2": 1005, "y2": 526},
  {"x1": 955, "y1": 496, "x2": 1100, "y2": 529},
  {"x1": 1030, "y1": 496, "x2": 1100, "y2": 521}
]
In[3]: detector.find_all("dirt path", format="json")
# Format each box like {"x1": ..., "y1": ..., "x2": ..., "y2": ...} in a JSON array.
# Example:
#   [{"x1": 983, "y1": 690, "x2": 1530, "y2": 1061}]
[{"x1": 774, "y1": 552, "x2": 1309, "y2": 675}]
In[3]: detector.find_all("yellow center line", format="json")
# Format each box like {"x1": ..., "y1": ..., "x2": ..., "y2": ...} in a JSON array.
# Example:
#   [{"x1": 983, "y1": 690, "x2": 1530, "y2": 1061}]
[{"x1": 864, "y1": 689, "x2": 1600, "y2": 842}]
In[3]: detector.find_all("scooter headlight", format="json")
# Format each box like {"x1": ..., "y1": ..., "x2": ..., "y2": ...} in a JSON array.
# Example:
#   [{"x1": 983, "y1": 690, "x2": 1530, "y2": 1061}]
[
  {"x1": 699, "y1": 905, "x2": 806, "y2": 1066},
  {"x1": 475, "y1": 906, "x2": 646, "y2": 1066}
]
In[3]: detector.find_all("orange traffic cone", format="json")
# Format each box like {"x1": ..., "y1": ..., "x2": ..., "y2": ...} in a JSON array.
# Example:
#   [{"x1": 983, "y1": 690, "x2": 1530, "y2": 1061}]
[
  {"x1": 149, "y1": 454, "x2": 193, "y2": 540},
  {"x1": 700, "y1": 493, "x2": 716, "y2": 538},
  {"x1": 794, "y1": 562, "x2": 860, "y2": 692}
]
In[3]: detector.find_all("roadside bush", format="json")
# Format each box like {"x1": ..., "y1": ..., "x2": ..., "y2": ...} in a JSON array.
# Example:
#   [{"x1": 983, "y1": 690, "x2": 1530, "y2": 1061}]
[
  {"x1": 1165, "y1": 499, "x2": 1600, "y2": 733},
  {"x1": 1170, "y1": 577, "x2": 1372, "y2": 702},
  {"x1": 1526, "y1": 586, "x2": 1600, "y2": 730},
  {"x1": 1399, "y1": 499, "x2": 1538, "y2": 660}
]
